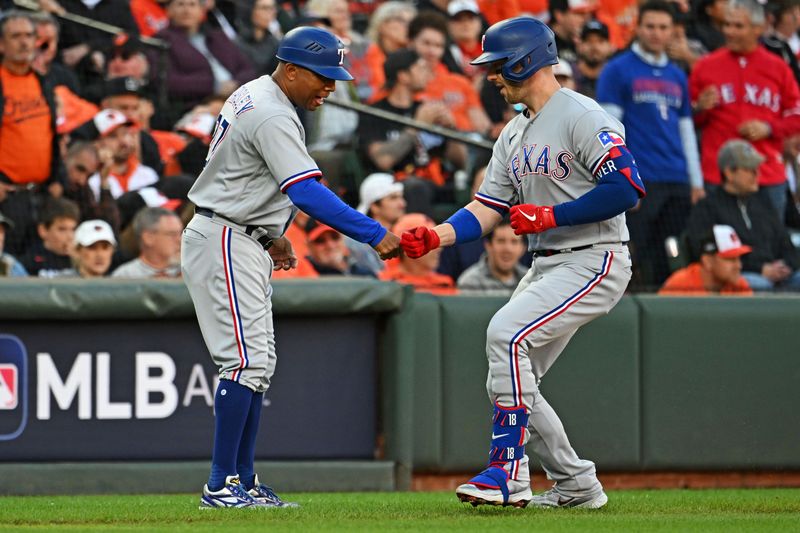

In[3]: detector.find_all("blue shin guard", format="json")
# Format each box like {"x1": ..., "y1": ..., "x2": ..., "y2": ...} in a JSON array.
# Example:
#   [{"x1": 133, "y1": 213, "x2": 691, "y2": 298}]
[
  {"x1": 489, "y1": 403, "x2": 528, "y2": 465},
  {"x1": 466, "y1": 404, "x2": 529, "y2": 505}
]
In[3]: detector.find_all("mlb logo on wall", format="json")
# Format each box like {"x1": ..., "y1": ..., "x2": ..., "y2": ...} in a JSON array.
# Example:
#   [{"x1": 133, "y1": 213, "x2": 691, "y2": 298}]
[
  {"x1": 0, "y1": 334, "x2": 28, "y2": 441},
  {"x1": 0, "y1": 364, "x2": 17, "y2": 409}
]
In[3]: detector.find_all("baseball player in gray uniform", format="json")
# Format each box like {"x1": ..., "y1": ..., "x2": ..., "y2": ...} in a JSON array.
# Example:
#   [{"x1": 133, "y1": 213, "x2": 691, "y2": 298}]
[
  {"x1": 182, "y1": 26, "x2": 400, "y2": 509},
  {"x1": 401, "y1": 17, "x2": 645, "y2": 509}
]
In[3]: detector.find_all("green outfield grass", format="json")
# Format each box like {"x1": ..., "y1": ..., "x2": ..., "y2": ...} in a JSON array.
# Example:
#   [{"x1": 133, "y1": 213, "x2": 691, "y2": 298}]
[{"x1": 1, "y1": 489, "x2": 798, "y2": 532}]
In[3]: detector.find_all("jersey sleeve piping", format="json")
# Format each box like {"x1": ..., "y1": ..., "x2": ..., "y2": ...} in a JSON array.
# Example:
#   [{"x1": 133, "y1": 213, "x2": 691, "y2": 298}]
[
  {"x1": 279, "y1": 169, "x2": 323, "y2": 192},
  {"x1": 474, "y1": 192, "x2": 511, "y2": 212}
]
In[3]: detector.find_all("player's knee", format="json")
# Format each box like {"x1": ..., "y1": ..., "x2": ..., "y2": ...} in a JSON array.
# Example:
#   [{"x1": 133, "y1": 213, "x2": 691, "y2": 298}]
[{"x1": 486, "y1": 314, "x2": 511, "y2": 348}]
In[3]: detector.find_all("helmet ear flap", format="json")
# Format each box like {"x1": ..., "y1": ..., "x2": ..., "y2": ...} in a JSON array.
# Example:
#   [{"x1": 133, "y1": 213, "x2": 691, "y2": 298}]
[{"x1": 502, "y1": 53, "x2": 532, "y2": 82}]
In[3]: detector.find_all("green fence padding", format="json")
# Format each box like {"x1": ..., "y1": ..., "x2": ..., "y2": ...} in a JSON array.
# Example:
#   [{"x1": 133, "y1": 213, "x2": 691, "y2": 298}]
[
  {"x1": 438, "y1": 296, "x2": 504, "y2": 472},
  {"x1": 410, "y1": 294, "x2": 445, "y2": 470},
  {"x1": 540, "y1": 296, "x2": 641, "y2": 470},
  {"x1": 436, "y1": 296, "x2": 641, "y2": 472},
  {"x1": 382, "y1": 291, "x2": 443, "y2": 475},
  {"x1": 0, "y1": 278, "x2": 405, "y2": 319},
  {"x1": 638, "y1": 296, "x2": 800, "y2": 469}
]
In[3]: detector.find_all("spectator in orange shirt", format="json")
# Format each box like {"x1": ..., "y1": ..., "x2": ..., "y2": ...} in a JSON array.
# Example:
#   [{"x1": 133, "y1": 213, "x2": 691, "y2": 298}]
[
  {"x1": 130, "y1": 0, "x2": 170, "y2": 38},
  {"x1": 363, "y1": 1, "x2": 417, "y2": 103},
  {"x1": 271, "y1": 210, "x2": 318, "y2": 279},
  {"x1": 479, "y1": 0, "x2": 524, "y2": 25},
  {"x1": 0, "y1": 11, "x2": 63, "y2": 256},
  {"x1": 659, "y1": 224, "x2": 753, "y2": 295},
  {"x1": 379, "y1": 213, "x2": 457, "y2": 294},
  {"x1": 408, "y1": 11, "x2": 491, "y2": 134}
]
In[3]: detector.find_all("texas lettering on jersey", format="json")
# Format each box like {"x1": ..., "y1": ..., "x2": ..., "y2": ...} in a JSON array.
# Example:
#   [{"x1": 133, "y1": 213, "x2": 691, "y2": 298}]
[
  {"x1": 717, "y1": 83, "x2": 781, "y2": 112},
  {"x1": 507, "y1": 144, "x2": 575, "y2": 185}
]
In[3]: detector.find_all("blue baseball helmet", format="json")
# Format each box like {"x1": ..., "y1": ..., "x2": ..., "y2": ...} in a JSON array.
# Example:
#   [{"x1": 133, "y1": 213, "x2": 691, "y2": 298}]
[
  {"x1": 276, "y1": 26, "x2": 353, "y2": 81},
  {"x1": 470, "y1": 17, "x2": 558, "y2": 83}
]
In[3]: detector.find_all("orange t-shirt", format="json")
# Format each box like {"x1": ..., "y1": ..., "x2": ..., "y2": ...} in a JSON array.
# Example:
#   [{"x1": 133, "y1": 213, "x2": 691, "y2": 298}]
[
  {"x1": 479, "y1": 0, "x2": 524, "y2": 24},
  {"x1": 379, "y1": 268, "x2": 458, "y2": 295},
  {"x1": 420, "y1": 63, "x2": 483, "y2": 132},
  {"x1": 658, "y1": 263, "x2": 753, "y2": 296},
  {"x1": 364, "y1": 43, "x2": 387, "y2": 104},
  {"x1": 130, "y1": 0, "x2": 169, "y2": 37},
  {"x1": 55, "y1": 85, "x2": 98, "y2": 135},
  {"x1": 596, "y1": 0, "x2": 639, "y2": 50},
  {"x1": 150, "y1": 129, "x2": 188, "y2": 177},
  {"x1": 0, "y1": 67, "x2": 53, "y2": 184}
]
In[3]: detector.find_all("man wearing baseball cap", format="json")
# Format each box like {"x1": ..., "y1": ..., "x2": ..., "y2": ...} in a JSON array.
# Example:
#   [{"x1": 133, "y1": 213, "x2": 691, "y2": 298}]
[
  {"x1": 686, "y1": 139, "x2": 800, "y2": 291},
  {"x1": 574, "y1": 19, "x2": 613, "y2": 98},
  {"x1": 71, "y1": 219, "x2": 117, "y2": 278},
  {"x1": 304, "y1": 219, "x2": 373, "y2": 277},
  {"x1": 87, "y1": 108, "x2": 160, "y2": 201},
  {"x1": 348, "y1": 173, "x2": 406, "y2": 275},
  {"x1": 659, "y1": 224, "x2": 752, "y2": 294}
]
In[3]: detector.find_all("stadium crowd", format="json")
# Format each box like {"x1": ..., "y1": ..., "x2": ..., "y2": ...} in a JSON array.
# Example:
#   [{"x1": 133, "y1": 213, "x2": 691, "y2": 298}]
[{"x1": 1, "y1": 0, "x2": 800, "y2": 293}]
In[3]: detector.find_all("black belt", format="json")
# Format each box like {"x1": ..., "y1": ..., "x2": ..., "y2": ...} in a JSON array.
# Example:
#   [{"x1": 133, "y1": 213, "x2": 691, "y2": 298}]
[
  {"x1": 532, "y1": 243, "x2": 626, "y2": 258},
  {"x1": 196, "y1": 207, "x2": 273, "y2": 250}
]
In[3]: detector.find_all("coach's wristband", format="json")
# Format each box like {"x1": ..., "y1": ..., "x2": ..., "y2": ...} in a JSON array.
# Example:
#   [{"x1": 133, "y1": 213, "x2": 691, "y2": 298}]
[{"x1": 444, "y1": 208, "x2": 482, "y2": 244}]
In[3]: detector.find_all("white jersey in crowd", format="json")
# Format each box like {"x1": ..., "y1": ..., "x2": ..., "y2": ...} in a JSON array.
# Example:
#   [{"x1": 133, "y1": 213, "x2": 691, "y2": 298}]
[
  {"x1": 188, "y1": 75, "x2": 325, "y2": 238},
  {"x1": 476, "y1": 88, "x2": 632, "y2": 251}
]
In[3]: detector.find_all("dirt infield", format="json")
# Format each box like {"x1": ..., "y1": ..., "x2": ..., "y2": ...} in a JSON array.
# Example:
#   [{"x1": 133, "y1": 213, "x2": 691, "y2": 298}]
[{"x1": 413, "y1": 471, "x2": 800, "y2": 491}]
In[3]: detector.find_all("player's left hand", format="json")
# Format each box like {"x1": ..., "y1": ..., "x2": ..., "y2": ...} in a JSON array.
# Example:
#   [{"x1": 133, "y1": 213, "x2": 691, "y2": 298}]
[
  {"x1": 268, "y1": 236, "x2": 298, "y2": 270},
  {"x1": 509, "y1": 204, "x2": 557, "y2": 235},
  {"x1": 374, "y1": 230, "x2": 401, "y2": 260}
]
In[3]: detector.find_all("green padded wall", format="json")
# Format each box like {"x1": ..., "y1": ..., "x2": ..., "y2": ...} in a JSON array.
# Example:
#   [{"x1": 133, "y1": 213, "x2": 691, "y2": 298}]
[
  {"x1": 439, "y1": 296, "x2": 505, "y2": 472},
  {"x1": 436, "y1": 296, "x2": 641, "y2": 472},
  {"x1": 638, "y1": 296, "x2": 800, "y2": 469},
  {"x1": 541, "y1": 296, "x2": 641, "y2": 470},
  {"x1": 383, "y1": 292, "x2": 444, "y2": 470}
]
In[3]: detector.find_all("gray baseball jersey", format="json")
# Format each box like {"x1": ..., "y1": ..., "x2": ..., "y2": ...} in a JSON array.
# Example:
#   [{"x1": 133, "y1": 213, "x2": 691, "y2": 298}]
[
  {"x1": 188, "y1": 75, "x2": 321, "y2": 237},
  {"x1": 476, "y1": 88, "x2": 630, "y2": 251},
  {"x1": 468, "y1": 88, "x2": 634, "y2": 498},
  {"x1": 182, "y1": 75, "x2": 320, "y2": 392}
]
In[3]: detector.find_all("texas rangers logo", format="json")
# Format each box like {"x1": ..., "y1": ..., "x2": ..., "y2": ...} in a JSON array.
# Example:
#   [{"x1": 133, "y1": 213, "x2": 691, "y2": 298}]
[
  {"x1": 338, "y1": 48, "x2": 346, "y2": 66},
  {"x1": 596, "y1": 131, "x2": 625, "y2": 150},
  {"x1": 0, "y1": 364, "x2": 17, "y2": 410}
]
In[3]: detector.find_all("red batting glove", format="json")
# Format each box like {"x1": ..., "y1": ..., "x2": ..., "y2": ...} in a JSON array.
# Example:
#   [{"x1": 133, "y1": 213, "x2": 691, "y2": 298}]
[
  {"x1": 509, "y1": 204, "x2": 557, "y2": 235},
  {"x1": 400, "y1": 226, "x2": 441, "y2": 258}
]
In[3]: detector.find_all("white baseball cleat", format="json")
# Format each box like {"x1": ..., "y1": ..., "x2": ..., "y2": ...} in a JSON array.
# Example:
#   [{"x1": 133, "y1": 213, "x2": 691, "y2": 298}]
[
  {"x1": 199, "y1": 475, "x2": 259, "y2": 509},
  {"x1": 455, "y1": 466, "x2": 532, "y2": 508},
  {"x1": 527, "y1": 486, "x2": 608, "y2": 509}
]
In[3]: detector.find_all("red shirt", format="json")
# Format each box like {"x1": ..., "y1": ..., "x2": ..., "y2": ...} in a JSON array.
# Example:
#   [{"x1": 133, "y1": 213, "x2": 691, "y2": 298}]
[{"x1": 689, "y1": 46, "x2": 800, "y2": 186}]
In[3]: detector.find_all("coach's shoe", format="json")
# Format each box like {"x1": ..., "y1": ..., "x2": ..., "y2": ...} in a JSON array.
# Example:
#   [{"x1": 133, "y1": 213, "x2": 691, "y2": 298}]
[
  {"x1": 527, "y1": 486, "x2": 608, "y2": 509},
  {"x1": 248, "y1": 475, "x2": 299, "y2": 508},
  {"x1": 199, "y1": 475, "x2": 259, "y2": 509},
  {"x1": 456, "y1": 465, "x2": 532, "y2": 508}
]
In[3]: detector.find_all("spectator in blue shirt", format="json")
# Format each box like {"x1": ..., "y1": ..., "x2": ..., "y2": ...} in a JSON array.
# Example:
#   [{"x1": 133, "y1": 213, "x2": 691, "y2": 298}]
[{"x1": 597, "y1": 0, "x2": 704, "y2": 290}]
